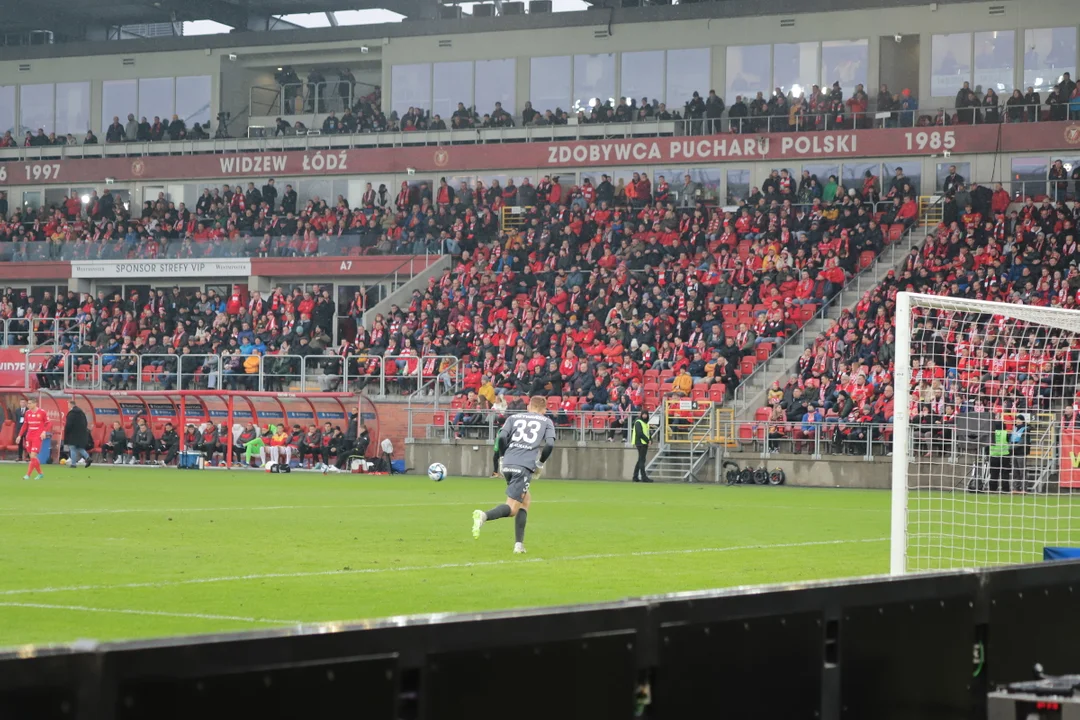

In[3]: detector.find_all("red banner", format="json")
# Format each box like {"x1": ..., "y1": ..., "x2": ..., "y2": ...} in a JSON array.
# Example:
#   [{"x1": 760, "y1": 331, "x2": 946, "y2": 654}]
[
  {"x1": 0, "y1": 348, "x2": 40, "y2": 389},
  {"x1": 1061, "y1": 429, "x2": 1080, "y2": 488},
  {"x1": 2, "y1": 122, "x2": 1078, "y2": 185},
  {"x1": 0, "y1": 255, "x2": 441, "y2": 282}
]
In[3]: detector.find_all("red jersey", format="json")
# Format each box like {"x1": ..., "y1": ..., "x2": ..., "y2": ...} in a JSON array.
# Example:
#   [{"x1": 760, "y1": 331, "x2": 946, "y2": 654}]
[{"x1": 20, "y1": 408, "x2": 48, "y2": 440}]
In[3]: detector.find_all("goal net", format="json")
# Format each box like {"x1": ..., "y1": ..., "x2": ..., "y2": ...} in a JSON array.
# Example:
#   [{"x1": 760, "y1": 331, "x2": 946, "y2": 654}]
[{"x1": 891, "y1": 292, "x2": 1080, "y2": 574}]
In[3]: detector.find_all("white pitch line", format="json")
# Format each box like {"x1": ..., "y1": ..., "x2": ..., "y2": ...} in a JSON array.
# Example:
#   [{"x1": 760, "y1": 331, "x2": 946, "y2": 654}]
[
  {"x1": 0, "y1": 500, "x2": 887, "y2": 518},
  {"x1": 0, "y1": 602, "x2": 300, "y2": 625},
  {"x1": 0, "y1": 537, "x2": 887, "y2": 597},
  {"x1": 0, "y1": 502, "x2": 533, "y2": 517}
]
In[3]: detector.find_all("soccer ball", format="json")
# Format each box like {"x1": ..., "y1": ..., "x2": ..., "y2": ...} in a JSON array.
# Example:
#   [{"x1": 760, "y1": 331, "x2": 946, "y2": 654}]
[
  {"x1": 60, "y1": 458, "x2": 67, "y2": 465},
  {"x1": 428, "y1": 462, "x2": 447, "y2": 482},
  {"x1": 264, "y1": 461, "x2": 275, "y2": 473}
]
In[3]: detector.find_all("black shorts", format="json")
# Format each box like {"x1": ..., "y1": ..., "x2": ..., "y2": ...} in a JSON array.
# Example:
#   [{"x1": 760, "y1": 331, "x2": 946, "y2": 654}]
[{"x1": 502, "y1": 466, "x2": 533, "y2": 502}]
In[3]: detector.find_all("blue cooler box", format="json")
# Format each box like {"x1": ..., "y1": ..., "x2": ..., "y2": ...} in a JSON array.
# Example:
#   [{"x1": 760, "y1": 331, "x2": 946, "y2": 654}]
[{"x1": 178, "y1": 451, "x2": 203, "y2": 470}]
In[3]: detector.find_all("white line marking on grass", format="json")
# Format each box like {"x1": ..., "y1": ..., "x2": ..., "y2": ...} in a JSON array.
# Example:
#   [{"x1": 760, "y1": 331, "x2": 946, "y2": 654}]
[
  {"x1": 0, "y1": 602, "x2": 300, "y2": 625},
  {"x1": 0, "y1": 502, "x2": 538, "y2": 517},
  {"x1": 0, "y1": 500, "x2": 887, "y2": 518},
  {"x1": 0, "y1": 537, "x2": 887, "y2": 597}
]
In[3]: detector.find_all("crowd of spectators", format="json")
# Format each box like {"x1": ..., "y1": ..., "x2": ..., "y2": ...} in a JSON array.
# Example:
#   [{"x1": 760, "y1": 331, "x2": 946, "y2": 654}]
[
  {"x1": 0, "y1": 150, "x2": 919, "y2": 414},
  {"x1": 760, "y1": 169, "x2": 1080, "y2": 456},
  {"x1": 0, "y1": 114, "x2": 210, "y2": 149},
  {"x1": 2, "y1": 75, "x2": 1076, "y2": 151}
]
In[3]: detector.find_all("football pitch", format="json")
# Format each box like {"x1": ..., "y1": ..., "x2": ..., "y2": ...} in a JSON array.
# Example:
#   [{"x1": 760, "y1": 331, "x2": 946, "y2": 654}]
[{"x1": 0, "y1": 467, "x2": 893, "y2": 648}]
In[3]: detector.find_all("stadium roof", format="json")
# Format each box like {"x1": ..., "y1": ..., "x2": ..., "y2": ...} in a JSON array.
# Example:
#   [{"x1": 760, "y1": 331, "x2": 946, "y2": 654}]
[
  {"x1": 1, "y1": 0, "x2": 980, "y2": 58},
  {"x1": 4, "y1": 0, "x2": 441, "y2": 36}
]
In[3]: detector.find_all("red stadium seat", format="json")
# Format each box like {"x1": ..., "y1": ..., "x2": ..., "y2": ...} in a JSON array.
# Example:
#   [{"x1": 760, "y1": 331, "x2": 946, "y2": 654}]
[
  {"x1": 755, "y1": 343, "x2": 774, "y2": 362},
  {"x1": 740, "y1": 357, "x2": 757, "y2": 377},
  {"x1": 0, "y1": 420, "x2": 16, "y2": 457}
]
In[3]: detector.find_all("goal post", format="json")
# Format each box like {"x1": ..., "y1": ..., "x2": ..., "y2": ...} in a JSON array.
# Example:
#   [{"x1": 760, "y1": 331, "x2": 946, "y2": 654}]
[{"x1": 891, "y1": 291, "x2": 1080, "y2": 575}]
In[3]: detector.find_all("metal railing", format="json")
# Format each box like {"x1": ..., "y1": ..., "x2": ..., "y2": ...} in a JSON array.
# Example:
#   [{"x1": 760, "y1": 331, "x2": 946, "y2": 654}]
[
  {"x1": 4, "y1": 101, "x2": 1072, "y2": 160},
  {"x1": 0, "y1": 317, "x2": 86, "y2": 348},
  {"x1": 406, "y1": 406, "x2": 635, "y2": 446},
  {"x1": 30, "y1": 351, "x2": 464, "y2": 396},
  {"x1": 744, "y1": 419, "x2": 894, "y2": 460}
]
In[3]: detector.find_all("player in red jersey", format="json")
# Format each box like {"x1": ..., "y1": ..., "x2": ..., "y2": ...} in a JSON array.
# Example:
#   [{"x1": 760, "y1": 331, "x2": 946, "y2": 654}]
[{"x1": 18, "y1": 397, "x2": 48, "y2": 480}]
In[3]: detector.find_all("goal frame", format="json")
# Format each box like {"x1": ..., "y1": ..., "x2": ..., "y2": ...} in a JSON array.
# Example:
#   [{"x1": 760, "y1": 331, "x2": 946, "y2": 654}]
[{"x1": 890, "y1": 291, "x2": 1080, "y2": 575}]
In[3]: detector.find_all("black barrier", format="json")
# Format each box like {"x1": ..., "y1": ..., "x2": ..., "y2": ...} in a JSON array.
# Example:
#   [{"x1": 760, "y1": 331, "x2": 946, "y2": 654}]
[{"x1": 2, "y1": 561, "x2": 1080, "y2": 720}]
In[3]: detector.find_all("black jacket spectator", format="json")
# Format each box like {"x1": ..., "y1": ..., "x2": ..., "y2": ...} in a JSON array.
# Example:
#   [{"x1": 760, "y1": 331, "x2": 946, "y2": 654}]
[
  {"x1": 262, "y1": 181, "x2": 278, "y2": 210},
  {"x1": 64, "y1": 405, "x2": 90, "y2": 450},
  {"x1": 105, "y1": 119, "x2": 125, "y2": 143}
]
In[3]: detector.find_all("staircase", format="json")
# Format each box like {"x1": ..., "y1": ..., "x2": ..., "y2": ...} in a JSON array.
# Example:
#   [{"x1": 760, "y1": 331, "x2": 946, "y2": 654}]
[
  {"x1": 731, "y1": 224, "x2": 925, "y2": 421},
  {"x1": 646, "y1": 446, "x2": 713, "y2": 483},
  {"x1": 644, "y1": 402, "x2": 717, "y2": 482},
  {"x1": 918, "y1": 195, "x2": 943, "y2": 228}
]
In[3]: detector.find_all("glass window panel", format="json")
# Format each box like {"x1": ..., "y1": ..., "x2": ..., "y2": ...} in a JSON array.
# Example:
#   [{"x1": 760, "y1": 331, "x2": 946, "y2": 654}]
[
  {"x1": 843, "y1": 161, "x2": 882, "y2": 205},
  {"x1": 821, "y1": 39, "x2": 869, "y2": 97},
  {"x1": 1011, "y1": 157, "x2": 1047, "y2": 199},
  {"x1": 529, "y1": 55, "x2": 571, "y2": 115},
  {"x1": 774, "y1": 42, "x2": 819, "y2": 99},
  {"x1": 688, "y1": 168, "x2": 722, "y2": 204},
  {"x1": 931, "y1": 33, "x2": 972, "y2": 97},
  {"x1": 55, "y1": 81, "x2": 90, "y2": 136},
  {"x1": 20, "y1": 83, "x2": 54, "y2": 135},
  {"x1": 726, "y1": 169, "x2": 751, "y2": 205},
  {"x1": 726, "y1": 45, "x2": 771, "y2": 102},
  {"x1": 883, "y1": 162, "x2": 921, "y2": 197},
  {"x1": 390, "y1": 63, "x2": 432, "y2": 118},
  {"x1": 138, "y1": 77, "x2": 174, "y2": 123},
  {"x1": 432, "y1": 61, "x2": 473, "y2": 121},
  {"x1": 475, "y1": 58, "x2": 515, "y2": 117},
  {"x1": 0, "y1": 86, "x2": 15, "y2": 137},
  {"x1": 801, "y1": 164, "x2": 840, "y2": 189},
  {"x1": 175, "y1": 75, "x2": 212, "y2": 128},
  {"x1": 1023, "y1": 28, "x2": 1077, "y2": 92},
  {"x1": 102, "y1": 79, "x2": 137, "y2": 130},
  {"x1": 935, "y1": 162, "x2": 970, "y2": 193},
  {"x1": 974, "y1": 30, "x2": 1015, "y2": 94},
  {"x1": 621, "y1": 50, "x2": 665, "y2": 106},
  {"x1": 1058, "y1": 157, "x2": 1080, "y2": 201},
  {"x1": 666, "y1": 48, "x2": 710, "y2": 112},
  {"x1": 572, "y1": 53, "x2": 615, "y2": 112}
]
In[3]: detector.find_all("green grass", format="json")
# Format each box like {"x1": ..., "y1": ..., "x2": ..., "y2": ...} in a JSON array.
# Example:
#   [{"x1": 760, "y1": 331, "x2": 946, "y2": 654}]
[{"x1": 0, "y1": 466, "x2": 898, "y2": 648}]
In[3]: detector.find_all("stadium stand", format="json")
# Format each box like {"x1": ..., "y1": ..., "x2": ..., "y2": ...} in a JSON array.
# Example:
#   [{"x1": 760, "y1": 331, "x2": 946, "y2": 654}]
[
  {"x1": 1, "y1": 144, "x2": 908, "y2": 421},
  {"x1": 756, "y1": 180, "x2": 1080, "y2": 455}
]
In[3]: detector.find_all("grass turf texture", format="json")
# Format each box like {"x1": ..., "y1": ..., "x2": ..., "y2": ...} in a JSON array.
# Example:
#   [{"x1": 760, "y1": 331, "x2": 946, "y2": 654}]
[{"x1": 0, "y1": 467, "x2": 898, "y2": 647}]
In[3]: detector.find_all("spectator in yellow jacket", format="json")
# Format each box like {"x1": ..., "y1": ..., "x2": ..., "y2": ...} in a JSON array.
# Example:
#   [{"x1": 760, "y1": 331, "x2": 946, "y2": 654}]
[
  {"x1": 244, "y1": 349, "x2": 261, "y2": 390},
  {"x1": 671, "y1": 367, "x2": 693, "y2": 396}
]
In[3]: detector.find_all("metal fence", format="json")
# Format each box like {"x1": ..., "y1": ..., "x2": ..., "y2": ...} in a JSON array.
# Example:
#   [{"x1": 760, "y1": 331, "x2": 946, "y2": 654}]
[
  {"x1": 7, "y1": 101, "x2": 1071, "y2": 161},
  {"x1": 30, "y1": 351, "x2": 463, "y2": 397},
  {"x1": 0, "y1": 317, "x2": 85, "y2": 348},
  {"x1": 406, "y1": 406, "x2": 636, "y2": 445}
]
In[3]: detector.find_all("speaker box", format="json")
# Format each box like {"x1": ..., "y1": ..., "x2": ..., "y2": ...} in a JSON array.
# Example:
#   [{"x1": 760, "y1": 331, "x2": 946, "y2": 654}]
[
  {"x1": 438, "y1": 4, "x2": 462, "y2": 18},
  {"x1": 470, "y1": 3, "x2": 495, "y2": 16},
  {"x1": 501, "y1": 1, "x2": 525, "y2": 14},
  {"x1": 528, "y1": 0, "x2": 552, "y2": 12}
]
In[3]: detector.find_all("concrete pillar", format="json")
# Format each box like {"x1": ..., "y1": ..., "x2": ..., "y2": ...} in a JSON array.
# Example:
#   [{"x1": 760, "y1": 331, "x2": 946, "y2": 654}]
[{"x1": 248, "y1": 275, "x2": 272, "y2": 293}]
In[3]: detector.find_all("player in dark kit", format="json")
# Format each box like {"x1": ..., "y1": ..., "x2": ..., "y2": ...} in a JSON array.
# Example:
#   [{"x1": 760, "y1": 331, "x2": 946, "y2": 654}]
[{"x1": 472, "y1": 396, "x2": 556, "y2": 554}]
